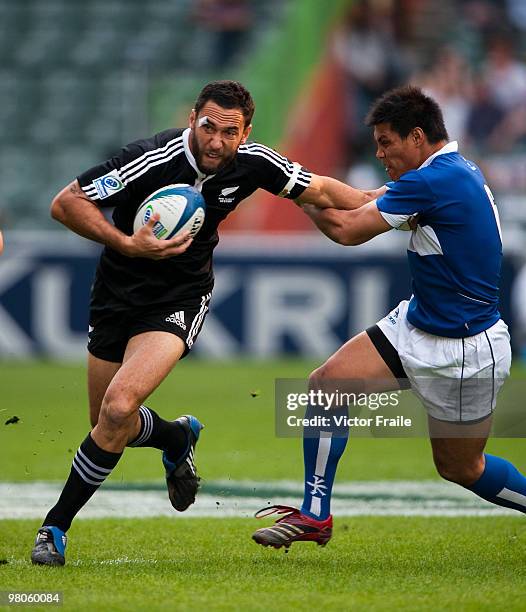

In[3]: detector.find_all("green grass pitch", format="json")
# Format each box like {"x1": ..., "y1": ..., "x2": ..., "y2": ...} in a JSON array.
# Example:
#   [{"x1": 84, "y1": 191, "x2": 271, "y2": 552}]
[
  {"x1": 1, "y1": 359, "x2": 524, "y2": 482},
  {"x1": 1, "y1": 359, "x2": 525, "y2": 610},
  {"x1": 1, "y1": 517, "x2": 525, "y2": 611}
]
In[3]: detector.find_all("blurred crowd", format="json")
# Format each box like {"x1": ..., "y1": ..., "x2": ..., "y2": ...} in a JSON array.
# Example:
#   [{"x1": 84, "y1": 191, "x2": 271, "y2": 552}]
[
  {"x1": 193, "y1": 0, "x2": 253, "y2": 69},
  {"x1": 334, "y1": 0, "x2": 526, "y2": 173}
]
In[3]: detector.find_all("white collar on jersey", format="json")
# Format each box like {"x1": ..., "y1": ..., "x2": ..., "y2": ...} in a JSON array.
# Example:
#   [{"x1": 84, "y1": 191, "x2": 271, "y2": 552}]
[
  {"x1": 418, "y1": 141, "x2": 458, "y2": 170},
  {"x1": 182, "y1": 127, "x2": 216, "y2": 185}
]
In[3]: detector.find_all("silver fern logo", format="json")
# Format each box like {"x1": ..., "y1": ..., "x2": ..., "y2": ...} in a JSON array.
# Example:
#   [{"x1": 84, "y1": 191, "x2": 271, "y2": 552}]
[{"x1": 219, "y1": 186, "x2": 239, "y2": 204}]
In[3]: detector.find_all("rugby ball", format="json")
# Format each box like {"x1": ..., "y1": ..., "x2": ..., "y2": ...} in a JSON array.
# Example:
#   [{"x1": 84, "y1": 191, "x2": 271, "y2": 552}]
[{"x1": 133, "y1": 184, "x2": 206, "y2": 240}]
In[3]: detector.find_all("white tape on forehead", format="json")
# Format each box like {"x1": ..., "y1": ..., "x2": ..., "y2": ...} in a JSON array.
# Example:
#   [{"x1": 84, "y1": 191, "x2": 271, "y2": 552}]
[
  {"x1": 280, "y1": 162, "x2": 302, "y2": 197},
  {"x1": 198, "y1": 116, "x2": 209, "y2": 127}
]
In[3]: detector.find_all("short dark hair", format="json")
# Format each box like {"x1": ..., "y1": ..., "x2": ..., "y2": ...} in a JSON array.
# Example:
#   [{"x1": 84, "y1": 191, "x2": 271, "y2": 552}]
[
  {"x1": 365, "y1": 85, "x2": 448, "y2": 143},
  {"x1": 194, "y1": 80, "x2": 255, "y2": 126}
]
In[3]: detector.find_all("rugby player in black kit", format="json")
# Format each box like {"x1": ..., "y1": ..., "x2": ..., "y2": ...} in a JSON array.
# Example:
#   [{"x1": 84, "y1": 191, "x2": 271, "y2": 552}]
[{"x1": 31, "y1": 80, "x2": 377, "y2": 565}]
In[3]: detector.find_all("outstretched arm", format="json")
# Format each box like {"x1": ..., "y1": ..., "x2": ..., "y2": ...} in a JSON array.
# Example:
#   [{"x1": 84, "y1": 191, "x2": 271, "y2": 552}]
[
  {"x1": 301, "y1": 200, "x2": 392, "y2": 246},
  {"x1": 51, "y1": 180, "x2": 192, "y2": 259},
  {"x1": 295, "y1": 174, "x2": 387, "y2": 210}
]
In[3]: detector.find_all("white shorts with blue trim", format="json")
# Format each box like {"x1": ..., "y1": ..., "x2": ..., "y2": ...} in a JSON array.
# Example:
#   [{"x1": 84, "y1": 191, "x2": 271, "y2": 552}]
[{"x1": 376, "y1": 300, "x2": 512, "y2": 422}]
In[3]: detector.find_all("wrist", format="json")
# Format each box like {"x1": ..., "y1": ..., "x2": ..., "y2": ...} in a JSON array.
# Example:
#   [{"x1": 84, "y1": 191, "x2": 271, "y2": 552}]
[{"x1": 116, "y1": 234, "x2": 135, "y2": 257}]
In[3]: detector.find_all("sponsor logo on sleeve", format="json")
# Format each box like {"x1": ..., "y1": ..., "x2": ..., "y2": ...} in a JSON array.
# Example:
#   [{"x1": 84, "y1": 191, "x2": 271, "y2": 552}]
[{"x1": 93, "y1": 169, "x2": 124, "y2": 199}]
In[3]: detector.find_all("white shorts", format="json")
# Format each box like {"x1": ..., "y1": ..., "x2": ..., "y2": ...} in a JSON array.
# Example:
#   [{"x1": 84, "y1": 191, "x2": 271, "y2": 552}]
[{"x1": 376, "y1": 300, "x2": 512, "y2": 422}]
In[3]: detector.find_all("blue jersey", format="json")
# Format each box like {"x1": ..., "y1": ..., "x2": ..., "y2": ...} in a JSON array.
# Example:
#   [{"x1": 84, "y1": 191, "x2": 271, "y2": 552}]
[{"x1": 376, "y1": 142, "x2": 502, "y2": 338}]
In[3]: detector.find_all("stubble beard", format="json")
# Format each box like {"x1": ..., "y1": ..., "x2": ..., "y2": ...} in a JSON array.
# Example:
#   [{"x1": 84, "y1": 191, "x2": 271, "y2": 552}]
[{"x1": 191, "y1": 131, "x2": 236, "y2": 175}]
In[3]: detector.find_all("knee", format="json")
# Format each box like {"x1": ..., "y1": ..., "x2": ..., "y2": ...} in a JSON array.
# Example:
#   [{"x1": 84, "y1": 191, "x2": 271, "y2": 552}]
[
  {"x1": 434, "y1": 455, "x2": 484, "y2": 487},
  {"x1": 99, "y1": 388, "x2": 138, "y2": 429},
  {"x1": 308, "y1": 362, "x2": 363, "y2": 395},
  {"x1": 309, "y1": 365, "x2": 327, "y2": 390},
  {"x1": 309, "y1": 363, "x2": 338, "y2": 397}
]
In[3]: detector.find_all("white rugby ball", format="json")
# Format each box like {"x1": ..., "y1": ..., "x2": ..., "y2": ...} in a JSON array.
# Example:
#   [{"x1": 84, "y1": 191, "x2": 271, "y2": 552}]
[{"x1": 133, "y1": 184, "x2": 206, "y2": 240}]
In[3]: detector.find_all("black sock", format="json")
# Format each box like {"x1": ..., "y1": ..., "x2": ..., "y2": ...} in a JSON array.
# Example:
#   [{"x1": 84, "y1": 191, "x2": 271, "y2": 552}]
[
  {"x1": 43, "y1": 433, "x2": 122, "y2": 532},
  {"x1": 127, "y1": 405, "x2": 188, "y2": 462}
]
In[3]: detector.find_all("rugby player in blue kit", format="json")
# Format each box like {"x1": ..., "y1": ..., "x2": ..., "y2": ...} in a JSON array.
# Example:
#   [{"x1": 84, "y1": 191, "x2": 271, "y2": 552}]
[{"x1": 253, "y1": 86, "x2": 525, "y2": 549}]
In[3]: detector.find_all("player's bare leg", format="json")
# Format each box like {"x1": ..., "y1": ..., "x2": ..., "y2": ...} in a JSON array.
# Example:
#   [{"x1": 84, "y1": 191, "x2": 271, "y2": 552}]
[
  {"x1": 95, "y1": 332, "x2": 203, "y2": 511},
  {"x1": 429, "y1": 415, "x2": 526, "y2": 513},
  {"x1": 310, "y1": 330, "x2": 400, "y2": 390},
  {"x1": 91, "y1": 332, "x2": 186, "y2": 452},
  {"x1": 429, "y1": 415, "x2": 491, "y2": 486},
  {"x1": 32, "y1": 332, "x2": 202, "y2": 566},
  {"x1": 87, "y1": 354, "x2": 121, "y2": 427},
  {"x1": 253, "y1": 332, "x2": 401, "y2": 549}
]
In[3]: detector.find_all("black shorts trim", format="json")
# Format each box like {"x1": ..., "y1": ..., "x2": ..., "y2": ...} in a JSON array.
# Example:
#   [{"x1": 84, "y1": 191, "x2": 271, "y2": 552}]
[{"x1": 366, "y1": 324, "x2": 409, "y2": 382}]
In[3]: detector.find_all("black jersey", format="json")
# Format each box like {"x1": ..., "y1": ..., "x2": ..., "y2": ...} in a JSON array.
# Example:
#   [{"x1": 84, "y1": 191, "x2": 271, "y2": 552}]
[{"x1": 77, "y1": 128, "x2": 311, "y2": 306}]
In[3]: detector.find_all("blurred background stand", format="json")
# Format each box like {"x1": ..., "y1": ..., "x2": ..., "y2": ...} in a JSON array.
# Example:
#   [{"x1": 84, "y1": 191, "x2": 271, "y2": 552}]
[{"x1": 0, "y1": 0, "x2": 525, "y2": 360}]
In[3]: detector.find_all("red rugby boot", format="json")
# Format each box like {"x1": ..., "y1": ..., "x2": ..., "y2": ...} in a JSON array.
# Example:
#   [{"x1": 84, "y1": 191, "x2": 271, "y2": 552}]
[{"x1": 252, "y1": 505, "x2": 332, "y2": 549}]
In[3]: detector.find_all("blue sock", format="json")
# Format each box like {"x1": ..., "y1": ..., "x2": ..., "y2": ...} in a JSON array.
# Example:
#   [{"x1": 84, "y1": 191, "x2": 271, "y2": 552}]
[
  {"x1": 467, "y1": 454, "x2": 526, "y2": 513},
  {"x1": 301, "y1": 405, "x2": 349, "y2": 520}
]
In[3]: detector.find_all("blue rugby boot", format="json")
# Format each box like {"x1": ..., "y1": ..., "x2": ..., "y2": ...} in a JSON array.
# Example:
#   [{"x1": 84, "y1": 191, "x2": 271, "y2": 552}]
[
  {"x1": 31, "y1": 526, "x2": 67, "y2": 566},
  {"x1": 162, "y1": 415, "x2": 204, "y2": 512}
]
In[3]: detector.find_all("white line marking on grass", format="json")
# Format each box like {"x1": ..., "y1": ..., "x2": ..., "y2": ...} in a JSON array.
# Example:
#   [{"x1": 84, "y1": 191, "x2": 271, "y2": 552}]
[{"x1": 0, "y1": 481, "x2": 518, "y2": 519}]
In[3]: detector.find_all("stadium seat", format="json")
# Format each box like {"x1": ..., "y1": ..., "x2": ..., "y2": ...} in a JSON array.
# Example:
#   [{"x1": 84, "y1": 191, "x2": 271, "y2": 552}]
[{"x1": 0, "y1": 0, "x2": 277, "y2": 229}]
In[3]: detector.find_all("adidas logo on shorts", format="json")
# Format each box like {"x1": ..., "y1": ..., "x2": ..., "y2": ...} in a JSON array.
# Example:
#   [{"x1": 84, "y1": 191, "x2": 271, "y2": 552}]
[{"x1": 165, "y1": 311, "x2": 186, "y2": 330}]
